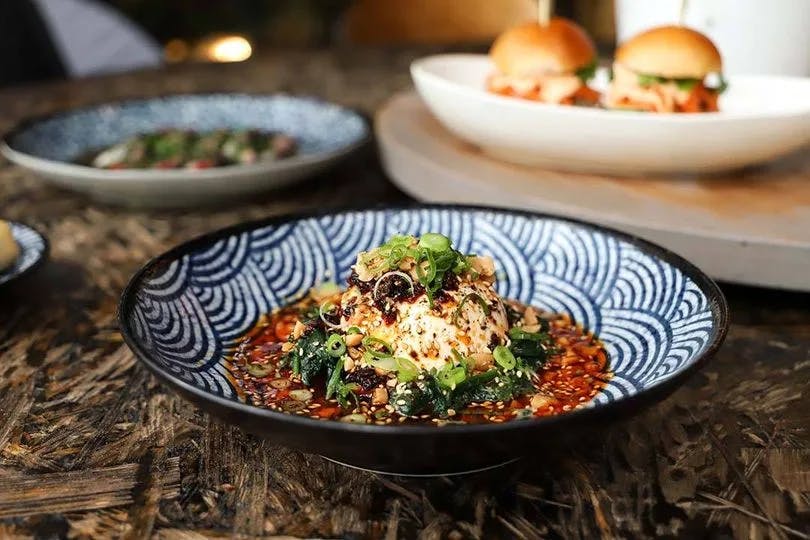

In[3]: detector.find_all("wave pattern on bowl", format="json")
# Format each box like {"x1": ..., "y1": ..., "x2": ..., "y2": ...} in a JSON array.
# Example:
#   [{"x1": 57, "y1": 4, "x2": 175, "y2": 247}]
[{"x1": 127, "y1": 208, "x2": 717, "y2": 410}]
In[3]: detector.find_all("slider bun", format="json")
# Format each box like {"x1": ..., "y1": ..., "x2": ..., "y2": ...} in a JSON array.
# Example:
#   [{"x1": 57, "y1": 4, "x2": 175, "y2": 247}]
[
  {"x1": 490, "y1": 18, "x2": 596, "y2": 77},
  {"x1": 616, "y1": 25, "x2": 722, "y2": 79},
  {"x1": 0, "y1": 221, "x2": 20, "y2": 271}
]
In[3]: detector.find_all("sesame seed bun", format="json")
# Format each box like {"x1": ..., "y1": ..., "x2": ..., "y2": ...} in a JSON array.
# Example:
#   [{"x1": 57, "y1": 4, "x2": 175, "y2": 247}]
[
  {"x1": 616, "y1": 25, "x2": 722, "y2": 79},
  {"x1": 490, "y1": 18, "x2": 597, "y2": 77},
  {"x1": 0, "y1": 221, "x2": 19, "y2": 271}
]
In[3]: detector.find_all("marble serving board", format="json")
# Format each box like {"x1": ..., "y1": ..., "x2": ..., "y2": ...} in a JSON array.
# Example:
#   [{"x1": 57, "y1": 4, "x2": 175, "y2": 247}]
[{"x1": 376, "y1": 92, "x2": 810, "y2": 291}]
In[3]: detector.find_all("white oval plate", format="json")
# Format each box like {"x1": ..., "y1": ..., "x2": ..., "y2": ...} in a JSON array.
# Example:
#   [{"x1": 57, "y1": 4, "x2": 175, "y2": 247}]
[
  {"x1": 411, "y1": 54, "x2": 810, "y2": 175},
  {"x1": 1, "y1": 94, "x2": 369, "y2": 208}
]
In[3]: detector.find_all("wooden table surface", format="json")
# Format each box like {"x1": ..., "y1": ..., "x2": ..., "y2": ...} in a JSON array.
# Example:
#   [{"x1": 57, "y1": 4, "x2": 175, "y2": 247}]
[{"x1": 0, "y1": 49, "x2": 808, "y2": 540}]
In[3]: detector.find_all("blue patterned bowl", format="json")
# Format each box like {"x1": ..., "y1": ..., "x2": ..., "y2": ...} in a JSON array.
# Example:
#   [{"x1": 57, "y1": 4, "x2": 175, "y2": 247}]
[
  {"x1": 1, "y1": 94, "x2": 369, "y2": 208},
  {"x1": 119, "y1": 205, "x2": 728, "y2": 474},
  {"x1": 0, "y1": 222, "x2": 48, "y2": 289}
]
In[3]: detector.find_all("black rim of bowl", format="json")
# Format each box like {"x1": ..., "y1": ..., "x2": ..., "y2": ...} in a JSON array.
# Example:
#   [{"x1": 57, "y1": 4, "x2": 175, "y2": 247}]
[
  {"x1": 1, "y1": 92, "x2": 372, "y2": 172},
  {"x1": 118, "y1": 203, "x2": 729, "y2": 436},
  {"x1": 0, "y1": 221, "x2": 49, "y2": 288}
]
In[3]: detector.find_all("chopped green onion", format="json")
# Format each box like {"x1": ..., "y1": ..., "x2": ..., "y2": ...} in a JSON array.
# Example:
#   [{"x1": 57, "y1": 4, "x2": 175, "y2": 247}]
[
  {"x1": 362, "y1": 336, "x2": 393, "y2": 358},
  {"x1": 346, "y1": 326, "x2": 361, "y2": 334},
  {"x1": 419, "y1": 233, "x2": 451, "y2": 252},
  {"x1": 355, "y1": 232, "x2": 484, "y2": 310},
  {"x1": 292, "y1": 351, "x2": 301, "y2": 375},
  {"x1": 394, "y1": 357, "x2": 419, "y2": 382},
  {"x1": 367, "y1": 354, "x2": 398, "y2": 371},
  {"x1": 325, "y1": 356, "x2": 344, "y2": 399},
  {"x1": 387, "y1": 244, "x2": 407, "y2": 267},
  {"x1": 508, "y1": 327, "x2": 548, "y2": 341},
  {"x1": 415, "y1": 248, "x2": 437, "y2": 285},
  {"x1": 436, "y1": 364, "x2": 467, "y2": 389},
  {"x1": 453, "y1": 293, "x2": 491, "y2": 326},
  {"x1": 311, "y1": 282, "x2": 340, "y2": 298},
  {"x1": 325, "y1": 334, "x2": 346, "y2": 357},
  {"x1": 338, "y1": 382, "x2": 361, "y2": 409},
  {"x1": 450, "y1": 347, "x2": 474, "y2": 370},
  {"x1": 366, "y1": 355, "x2": 417, "y2": 382},
  {"x1": 387, "y1": 234, "x2": 415, "y2": 247},
  {"x1": 493, "y1": 345, "x2": 517, "y2": 370}
]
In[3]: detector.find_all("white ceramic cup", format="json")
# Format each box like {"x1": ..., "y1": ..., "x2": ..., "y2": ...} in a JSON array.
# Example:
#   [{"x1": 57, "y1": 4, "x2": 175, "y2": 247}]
[{"x1": 615, "y1": 0, "x2": 810, "y2": 76}]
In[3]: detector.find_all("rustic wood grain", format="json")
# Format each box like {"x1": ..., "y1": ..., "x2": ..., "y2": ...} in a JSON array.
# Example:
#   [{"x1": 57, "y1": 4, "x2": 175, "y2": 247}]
[
  {"x1": 0, "y1": 459, "x2": 180, "y2": 518},
  {"x1": 0, "y1": 49, "x2": 808, "y2": 539}
]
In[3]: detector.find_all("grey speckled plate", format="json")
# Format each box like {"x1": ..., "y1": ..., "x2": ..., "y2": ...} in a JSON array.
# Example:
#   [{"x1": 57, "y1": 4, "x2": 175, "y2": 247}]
[{"x1": 1, "y1": 94, "x2": 369, "y2": 208}]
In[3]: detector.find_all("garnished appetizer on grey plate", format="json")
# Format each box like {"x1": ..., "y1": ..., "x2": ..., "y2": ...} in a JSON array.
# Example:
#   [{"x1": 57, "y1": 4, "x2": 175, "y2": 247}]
[
  {"x1": 486, "y1": 17, "x2": 600, "y2": 106},
  {"x1": 605, "y1": 25, "x2": 728, "y2": 113},
  {"x1": 0, "y1": 220, "x2": 20, "y2": 271},
  {"x1": 231, "y1": 233, "x2": 610, "y2": 425},
  {"x1": 87, "y1": 128, "x2": 297, "y2": 170}
]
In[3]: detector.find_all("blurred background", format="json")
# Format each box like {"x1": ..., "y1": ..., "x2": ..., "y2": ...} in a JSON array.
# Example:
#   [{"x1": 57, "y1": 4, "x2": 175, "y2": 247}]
[
  {"x1": 0, "y1": 0, "x2": 615, "y2": 86},
  {"x1": 1, "y1": 0, "x2": 807, "y2": 87}
]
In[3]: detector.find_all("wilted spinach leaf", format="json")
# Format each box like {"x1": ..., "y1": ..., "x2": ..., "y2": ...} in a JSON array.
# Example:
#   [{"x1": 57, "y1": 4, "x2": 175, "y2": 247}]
[
  {"x1": 289, "y1": 327, "x2": 331, "y2": 385},
  {"x1": 449, "y1": 369, "x2": 532, "y2": 410},
  {"x1": 390, "y1": 377, "x2": 448, "y2": 417}
]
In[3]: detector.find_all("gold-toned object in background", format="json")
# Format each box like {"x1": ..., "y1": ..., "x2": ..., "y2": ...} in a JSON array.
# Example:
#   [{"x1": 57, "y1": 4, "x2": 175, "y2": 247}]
[
  {"x1": 345, "y1": 0, "x2": 538, "y2": 44},
  {"x1": 201, "y1": 35, "x2": 253, "y2": 63},
  {"x1": 164, "y1": 34, "x2": 253, "y2": 64},
  {"x1": 0, "y1": 220, "x2": 20, "y2": 271},
  {"x1": 164, "y1": 38, "x2": 190, "y2": 63}
]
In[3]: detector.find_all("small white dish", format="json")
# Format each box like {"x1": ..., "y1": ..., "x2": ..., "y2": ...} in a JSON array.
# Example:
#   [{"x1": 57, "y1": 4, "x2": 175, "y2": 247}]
[
  {"x1": 0, "y1": 222, "x2": 48, "y2": 289},
  {"x1": 1, "y1": 94, "x2": 369, "y2": 208},
  {"x1": 410, "y1": 54, "x2": 810, "y2": 175}
]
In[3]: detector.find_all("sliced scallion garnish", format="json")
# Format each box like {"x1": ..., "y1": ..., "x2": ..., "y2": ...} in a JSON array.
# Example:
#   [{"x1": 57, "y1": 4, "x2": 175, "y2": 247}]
[
  {"x1": 362, "y1": 336, "x2": 393, "y2": 358},
  {"x1": 367, "y1": 354, "x2": 398, "y2": 371},
  {"x1": 436, "y1": 363, "x2": 467, "y2": 390},
  {"x1": 394, "y1": 357, "x2": 419, "y2": 382},
  {"x1": 325, "y1": 333, "x2": 346, "y2": 357},
  {"x1": 418, "y1": 232, "x2": 451, "y2": 252},
  {"x1": 453, "y1": 293, "x2": 491, "y2": 326},
  {"x1": 508, "y1": 327, "x2": 547, "y2": 341},
  {"x1": 493, "y1": 345, "x2": 517, "y2": 370}
]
